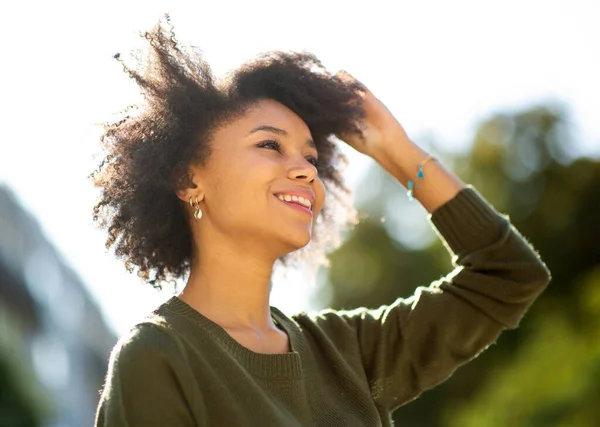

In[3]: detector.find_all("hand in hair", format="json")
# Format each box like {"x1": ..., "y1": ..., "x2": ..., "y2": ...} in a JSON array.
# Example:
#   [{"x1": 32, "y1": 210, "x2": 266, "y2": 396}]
[{"x1": 334, "y1": 70, "x2": 411, "y2": 161}]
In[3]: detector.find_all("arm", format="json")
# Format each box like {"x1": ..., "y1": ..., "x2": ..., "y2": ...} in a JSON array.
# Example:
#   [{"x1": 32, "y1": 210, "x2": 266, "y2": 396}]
[
  {"x1": 341, "y1": 185, "x2": 550, "y2": 411},
  {"x1": 95, "y1": 323, "x2": 203, "y2": 427},
  {"x1": 336, "y1": 72, "x2": 465, "y2": 212},
  {"x1": 332, "y1": 73, "x2": 551, "y2": 410}
]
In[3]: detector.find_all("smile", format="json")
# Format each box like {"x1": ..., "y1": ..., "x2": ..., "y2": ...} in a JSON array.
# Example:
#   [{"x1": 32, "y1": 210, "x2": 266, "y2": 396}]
[
  {"x1": 274, "y1": 195, "x2": 312, "y2": 216},
  {"x1": 275, "y1": 193, "x2": 312, "y2": 210}
]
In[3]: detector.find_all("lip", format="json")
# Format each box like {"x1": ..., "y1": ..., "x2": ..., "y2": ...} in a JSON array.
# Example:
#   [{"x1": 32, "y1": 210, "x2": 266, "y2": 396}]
[{"x1": 274, "y1": 194, "x2": 313, "y2": 216}]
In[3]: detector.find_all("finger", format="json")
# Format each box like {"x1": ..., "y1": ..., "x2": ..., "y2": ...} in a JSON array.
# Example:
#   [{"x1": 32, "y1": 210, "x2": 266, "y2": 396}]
[{"x1": 336, "y1": 119, "x2": 367, "y2": 141}]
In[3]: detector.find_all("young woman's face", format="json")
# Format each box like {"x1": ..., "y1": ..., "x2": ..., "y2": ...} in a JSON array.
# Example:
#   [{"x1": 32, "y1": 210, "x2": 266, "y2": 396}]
[{"x1": 193, "y1": 99, "x2": 326, "y2": 257}]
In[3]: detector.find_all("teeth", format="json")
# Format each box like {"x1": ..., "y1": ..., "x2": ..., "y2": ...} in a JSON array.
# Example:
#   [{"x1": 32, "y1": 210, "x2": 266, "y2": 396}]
[
  {"x1": 299, "y1": 197, "x2": 311, "y2": 209},
  {"x1": 276, "y1": 194, "x2": 312, "y2": 210}
]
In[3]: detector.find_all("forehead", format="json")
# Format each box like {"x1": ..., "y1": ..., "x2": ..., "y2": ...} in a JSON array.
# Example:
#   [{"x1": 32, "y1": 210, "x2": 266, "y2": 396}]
[{"x1": 214, "y1": 99, "x2": 312, "y2": 142}]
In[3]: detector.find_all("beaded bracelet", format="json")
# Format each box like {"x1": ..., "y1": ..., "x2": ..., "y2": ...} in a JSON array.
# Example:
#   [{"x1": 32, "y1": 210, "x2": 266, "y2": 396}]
[{"x1": 407, "y1": 155, "x2": 437, "y2": 200}]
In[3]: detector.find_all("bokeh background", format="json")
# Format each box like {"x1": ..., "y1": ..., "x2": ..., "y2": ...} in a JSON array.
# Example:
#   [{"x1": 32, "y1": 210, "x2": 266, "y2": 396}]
[{"x1": 1, "y1": 0, "x2": 599, "y2": 426}]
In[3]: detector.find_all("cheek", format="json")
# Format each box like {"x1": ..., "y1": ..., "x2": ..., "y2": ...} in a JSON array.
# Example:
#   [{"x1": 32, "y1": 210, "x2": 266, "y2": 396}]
[{"x1": 210, "y1": 156, "x2": 273, "y2": 208}]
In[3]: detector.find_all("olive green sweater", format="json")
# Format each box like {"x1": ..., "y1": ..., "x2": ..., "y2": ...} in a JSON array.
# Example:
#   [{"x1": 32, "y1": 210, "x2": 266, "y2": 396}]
[{"x1": 95, "y1": 187, "x2": 551, "y2": 427}]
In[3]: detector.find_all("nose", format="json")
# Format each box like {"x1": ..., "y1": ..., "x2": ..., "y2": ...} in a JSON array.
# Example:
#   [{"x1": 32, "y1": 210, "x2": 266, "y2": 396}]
[{"x1": 287, "y1": 158, "x2": 318, "y2": 183}]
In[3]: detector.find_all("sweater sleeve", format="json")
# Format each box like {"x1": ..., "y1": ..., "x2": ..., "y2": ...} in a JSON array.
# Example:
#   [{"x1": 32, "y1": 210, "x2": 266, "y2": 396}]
[
  {"x1": 333, "y1": 186, "x2": 551, "y2": 412},
  {"x1": 94, "y1": 323, "x2": 204, "y2": 427}
]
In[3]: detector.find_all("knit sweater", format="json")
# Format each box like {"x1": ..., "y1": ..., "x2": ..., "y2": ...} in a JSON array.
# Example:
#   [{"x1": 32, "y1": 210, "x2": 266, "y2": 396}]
[{"x1": 95, "y1": 187, "x2": 551, "y2": 427}]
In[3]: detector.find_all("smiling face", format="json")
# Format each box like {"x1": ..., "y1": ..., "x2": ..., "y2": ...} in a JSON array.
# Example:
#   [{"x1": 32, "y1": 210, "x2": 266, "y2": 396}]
[{"x1": 187, "y1": 98, "x2": 326, "y2": 259}]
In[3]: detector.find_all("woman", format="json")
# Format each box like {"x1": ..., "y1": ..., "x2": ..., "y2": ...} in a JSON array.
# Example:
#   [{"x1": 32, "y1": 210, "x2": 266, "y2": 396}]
[{"x1": 93, "y1": 17, "x2": 551, "y2": 427}]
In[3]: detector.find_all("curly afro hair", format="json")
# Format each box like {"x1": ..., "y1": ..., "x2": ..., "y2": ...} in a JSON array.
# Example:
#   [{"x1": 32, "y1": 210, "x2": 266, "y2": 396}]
[{"x1": 91, "y1": 15, "x2": 366, "y2": 289}]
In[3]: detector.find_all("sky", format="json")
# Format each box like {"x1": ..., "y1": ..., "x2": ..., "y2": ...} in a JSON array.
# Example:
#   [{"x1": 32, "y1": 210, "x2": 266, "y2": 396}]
[{"x1": 1, "y1": 0, "x2": 599, "y2": 336}]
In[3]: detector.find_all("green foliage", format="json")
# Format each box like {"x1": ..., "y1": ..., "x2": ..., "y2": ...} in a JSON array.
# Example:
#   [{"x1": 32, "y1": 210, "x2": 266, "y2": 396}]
[
  {"x1": 0, "y1": 354, "x2": 41, "y2": 427},
  {"x1": 319, "y1": 102, "x2": 600, "y2": 426}
]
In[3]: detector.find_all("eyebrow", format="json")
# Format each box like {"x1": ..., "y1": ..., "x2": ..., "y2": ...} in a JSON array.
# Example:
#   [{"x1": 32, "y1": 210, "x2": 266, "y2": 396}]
[{"x1": 248, "y1": 125, "x2": 316, "y2": 149}]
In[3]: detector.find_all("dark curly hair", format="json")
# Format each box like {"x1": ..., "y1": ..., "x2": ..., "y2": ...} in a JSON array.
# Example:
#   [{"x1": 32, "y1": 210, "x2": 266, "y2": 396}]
[{"x1": 91, "y1": 15, "x2": 366, "y2": 288}]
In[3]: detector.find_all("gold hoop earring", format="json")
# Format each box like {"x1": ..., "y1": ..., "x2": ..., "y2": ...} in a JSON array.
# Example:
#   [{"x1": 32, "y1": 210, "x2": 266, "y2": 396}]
[{"x1": 189, "y1": 195, "x2": 203, "y2": 220}]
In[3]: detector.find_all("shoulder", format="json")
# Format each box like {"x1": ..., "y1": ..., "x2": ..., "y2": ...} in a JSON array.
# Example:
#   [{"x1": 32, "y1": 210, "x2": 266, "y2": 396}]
[
  {"x1": 293, "y1": 302, "x2": 399, "y2": 325},
  {"x1": 290, "y1": 306, "x2": 367, "y2": 335},
  {"x1": 291, "y1": 299, "x2": 416, "y2": 338},
  {"x1": 97, "y1": 316, "x2": 202, "y2": 426},
  {"x1": 108, "y1": 318, "x2": 186, "y2": 372}
]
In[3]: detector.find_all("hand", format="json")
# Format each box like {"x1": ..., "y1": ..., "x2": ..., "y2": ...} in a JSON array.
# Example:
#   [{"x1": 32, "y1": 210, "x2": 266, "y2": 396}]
[{"x1": 334, "y1": 71, "x2": 411, "y2": 161}]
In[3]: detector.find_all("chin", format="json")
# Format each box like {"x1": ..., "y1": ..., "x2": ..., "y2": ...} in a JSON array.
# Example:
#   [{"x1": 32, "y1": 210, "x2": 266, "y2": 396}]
[
  {"x1": 289, "y1": 234, "x2": 312, "y2": 250},
  {"x1": 278, "y1": 231, "x2": 312, "y2": 253}
]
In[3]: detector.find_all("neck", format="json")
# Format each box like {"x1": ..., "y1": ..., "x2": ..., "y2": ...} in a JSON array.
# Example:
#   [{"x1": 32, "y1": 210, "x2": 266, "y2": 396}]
[{"x1": 178, "y1": 235, "x2": 278, "y2": 332}]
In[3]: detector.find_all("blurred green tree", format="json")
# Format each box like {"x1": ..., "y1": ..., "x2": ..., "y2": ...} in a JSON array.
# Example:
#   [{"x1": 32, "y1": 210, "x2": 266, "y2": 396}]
[
  {"x1": 316, "y1": 102, "x2": 600, "y2": 426},
  {"x1": 0, "y1": 354, "x2": 41, "y2": 427}
]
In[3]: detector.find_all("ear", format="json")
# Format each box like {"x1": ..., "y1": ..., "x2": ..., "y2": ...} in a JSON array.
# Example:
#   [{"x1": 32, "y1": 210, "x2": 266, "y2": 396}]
[{"x1": 174, "y1": 168, "x2": 203, "y2": 203}]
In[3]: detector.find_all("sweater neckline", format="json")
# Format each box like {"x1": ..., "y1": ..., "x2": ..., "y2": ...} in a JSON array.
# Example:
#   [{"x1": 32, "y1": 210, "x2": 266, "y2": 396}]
[{"x1": 161, "y1": 296, "x2": 303, "y2": 380}]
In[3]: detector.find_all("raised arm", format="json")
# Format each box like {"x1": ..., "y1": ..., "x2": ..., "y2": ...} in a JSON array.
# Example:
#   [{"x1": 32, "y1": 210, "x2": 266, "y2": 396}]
[
  {"x1": 333, "y1": 69, "x2": 466, "y2": 213},
  {"x1": 329, "y1": 72, "x2": 551, "y2": 411},
  {"x1": 339, "y1": 186, "x2": 550, "y2": 411}
]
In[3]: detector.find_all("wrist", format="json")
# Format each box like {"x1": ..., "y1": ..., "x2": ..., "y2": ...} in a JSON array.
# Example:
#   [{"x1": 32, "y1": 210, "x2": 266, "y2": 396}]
[{"x1": 372, "y1": 136, "x2": 430, "y2": 186}]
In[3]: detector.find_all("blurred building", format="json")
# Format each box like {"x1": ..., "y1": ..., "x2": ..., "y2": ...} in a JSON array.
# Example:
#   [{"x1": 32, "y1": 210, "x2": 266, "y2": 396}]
[{"x1": 0, "y1": 185, "x2": 116, "y2": 427}]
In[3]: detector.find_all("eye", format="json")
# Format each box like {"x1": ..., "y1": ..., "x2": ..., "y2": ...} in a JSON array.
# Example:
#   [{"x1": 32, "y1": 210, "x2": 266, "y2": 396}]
[
  {"x1": 258, "y1": 139, "x2": 319, "y2": 169},
  {"x1": 257, "y1": 140, "x2": 282, "y2": 152}
]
